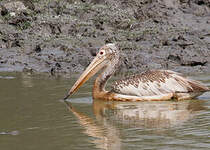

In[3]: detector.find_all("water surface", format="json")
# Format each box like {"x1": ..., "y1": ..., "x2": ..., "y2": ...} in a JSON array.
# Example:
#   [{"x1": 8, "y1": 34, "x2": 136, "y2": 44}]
[{"x1": 0, "y1": 72, "x2": 210, "y2": 150}]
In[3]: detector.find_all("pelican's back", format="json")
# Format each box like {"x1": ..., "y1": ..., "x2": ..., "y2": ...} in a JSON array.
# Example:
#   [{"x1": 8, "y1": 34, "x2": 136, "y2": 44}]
[{"x1": 112, "y1": 70, "x2": 209, "y2": 100}]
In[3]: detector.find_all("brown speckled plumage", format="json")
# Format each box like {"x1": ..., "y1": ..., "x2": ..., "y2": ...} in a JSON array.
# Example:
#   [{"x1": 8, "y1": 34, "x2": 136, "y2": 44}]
[
  {"x1": 112, "y1": 70, "x2": 168, "y2": 91},
  {"x1": 113, "y1": 70, "x2": 169, "y2": 86},
  {"x1": 111, "y1": 70, "x2": 209, "y2": 97}
]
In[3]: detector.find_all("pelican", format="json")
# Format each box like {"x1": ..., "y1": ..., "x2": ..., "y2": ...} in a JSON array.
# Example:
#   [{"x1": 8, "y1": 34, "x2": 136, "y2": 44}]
[{"x1": 64, "y1": 43, "x2": 209, "y2": 101}]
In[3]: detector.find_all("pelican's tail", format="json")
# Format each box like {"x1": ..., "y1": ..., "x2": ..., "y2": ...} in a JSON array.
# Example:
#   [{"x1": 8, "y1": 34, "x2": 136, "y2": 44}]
[{"x1": 188, "y1": 79, "x2": 209, "y2": 92}]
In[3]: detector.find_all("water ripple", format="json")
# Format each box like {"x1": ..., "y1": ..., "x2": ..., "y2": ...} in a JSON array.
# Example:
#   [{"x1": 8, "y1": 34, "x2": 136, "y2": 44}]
[
  {"x1": 0, "y1": 130, "x2": 19, "y2": 136},
  {"x1": 0, "y1": 76, "x2": 15, "y2": 79}
]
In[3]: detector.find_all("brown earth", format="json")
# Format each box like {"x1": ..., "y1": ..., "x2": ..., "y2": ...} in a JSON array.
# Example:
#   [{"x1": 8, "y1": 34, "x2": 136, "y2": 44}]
[{"x1": 0, "y1": 0, "x2": 210, "y2": 76}]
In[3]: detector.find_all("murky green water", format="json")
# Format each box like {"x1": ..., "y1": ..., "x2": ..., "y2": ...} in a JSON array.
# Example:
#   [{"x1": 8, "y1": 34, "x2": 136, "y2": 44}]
[{"x1": 0, "y1": 72, "x2": 210, "y2": 150}]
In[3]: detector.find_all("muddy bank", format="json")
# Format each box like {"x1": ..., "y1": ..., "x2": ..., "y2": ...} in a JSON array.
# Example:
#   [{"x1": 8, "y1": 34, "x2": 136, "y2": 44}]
[{"x1": 0, "y1": 0, "x2": 210, "y2": 75}]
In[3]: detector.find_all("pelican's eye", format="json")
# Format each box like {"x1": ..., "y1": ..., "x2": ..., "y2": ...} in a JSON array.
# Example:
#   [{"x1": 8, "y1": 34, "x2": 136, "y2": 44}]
[
  {"x1": 98, "y1": 50, "x2": 105, "y2": 56},
  {"x1": 100, "y1": 51, "x2": 104, "y2": 55}
]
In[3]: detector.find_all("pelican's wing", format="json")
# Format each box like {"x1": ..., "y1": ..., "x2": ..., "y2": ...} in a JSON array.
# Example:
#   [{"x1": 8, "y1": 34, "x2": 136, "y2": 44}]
[{"x1": 111, "y1": 70, "x2": 209, "y2": 97}]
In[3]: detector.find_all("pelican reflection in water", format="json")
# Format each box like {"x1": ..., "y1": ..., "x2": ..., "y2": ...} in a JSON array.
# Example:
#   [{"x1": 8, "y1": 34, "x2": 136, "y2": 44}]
[
  {"x1": 65, "y1": 99, "x2": 205, "y2": 150},
  {"x1": 64, "y1": 43, "x2": 209, "y2": 101}
]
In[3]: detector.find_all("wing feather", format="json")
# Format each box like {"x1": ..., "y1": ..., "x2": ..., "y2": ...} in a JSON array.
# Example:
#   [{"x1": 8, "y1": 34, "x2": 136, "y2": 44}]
[{"x1": 112, "y1": 70, "x2": 209, "y2": 97}]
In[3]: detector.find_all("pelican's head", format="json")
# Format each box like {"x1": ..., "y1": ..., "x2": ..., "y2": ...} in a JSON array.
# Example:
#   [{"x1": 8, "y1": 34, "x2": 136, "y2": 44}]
[{"x1": 64, "y1": 43, "x2": 119, "y2": 100}]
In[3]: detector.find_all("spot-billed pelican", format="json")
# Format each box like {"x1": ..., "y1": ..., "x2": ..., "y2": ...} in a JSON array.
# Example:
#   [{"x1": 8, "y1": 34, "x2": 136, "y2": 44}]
[{"x1": 64, "y1": 43, "x2": 209, "y2": 101}]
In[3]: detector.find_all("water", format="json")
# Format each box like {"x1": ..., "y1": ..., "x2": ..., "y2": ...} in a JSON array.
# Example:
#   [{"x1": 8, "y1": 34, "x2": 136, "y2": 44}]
[{"x1": 0, "y1": 72, "x2": 210, "y2": 150}]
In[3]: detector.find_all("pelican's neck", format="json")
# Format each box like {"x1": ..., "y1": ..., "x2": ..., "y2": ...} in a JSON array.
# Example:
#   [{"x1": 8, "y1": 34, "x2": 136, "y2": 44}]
[
  {"x1": 93, "y1": 53, "x2": 120, "y2": 97},
  {"x1": 94, "y1": 66, "x2": 114, "y2": 92}
]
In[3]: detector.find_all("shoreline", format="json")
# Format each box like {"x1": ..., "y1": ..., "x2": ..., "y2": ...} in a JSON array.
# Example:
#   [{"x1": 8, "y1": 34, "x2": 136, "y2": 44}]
[{"x1": 0, "y1": 0, "x2": 210, "y2": 75}]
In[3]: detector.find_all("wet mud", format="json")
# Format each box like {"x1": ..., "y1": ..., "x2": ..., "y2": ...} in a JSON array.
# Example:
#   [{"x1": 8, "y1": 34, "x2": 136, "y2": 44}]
[{"x1": 0, "y1": 0, "x2": 210, "y2": 75}]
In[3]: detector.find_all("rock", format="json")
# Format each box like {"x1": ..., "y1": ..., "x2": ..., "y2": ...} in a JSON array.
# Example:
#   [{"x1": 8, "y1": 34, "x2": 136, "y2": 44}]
[
  {"x1": 163, "y1": 0, "x2": 180, "y2": 9},
  {"x1": 0, "y1": 17, "x2": 3, "y2": 23},
  {"x1": 167, "y1": 54, "x2": 181, "y2": 63},
  {"x1": 0, "y1": 6, "x2": 8, "y2": 16},
  {"x1": 20, "y1": 0, "x2": 35, "y2": 10},
  {"x1": 88, "y1": 47, "x2": 97, "y2": 56},
  {"x1": 2, "y1": 1, "x2": 27, "y2": 14},
  {"x1": 34, "y1": 45, "x2": 42, "y2": 53}
]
